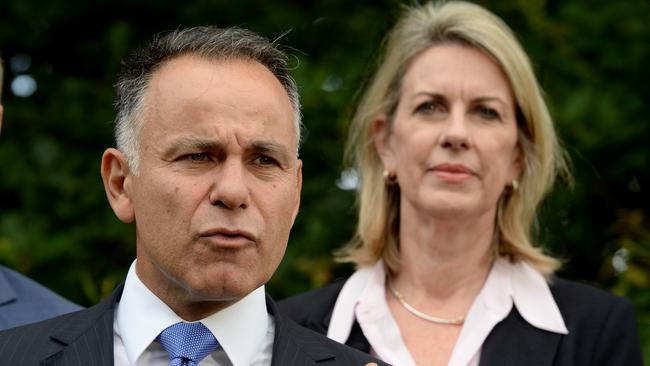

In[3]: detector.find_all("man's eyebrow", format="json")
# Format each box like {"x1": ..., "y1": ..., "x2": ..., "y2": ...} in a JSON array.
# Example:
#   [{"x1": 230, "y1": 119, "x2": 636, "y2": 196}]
[
  {"x1": 162, "y1": 138, "x2": 293, "y2": 160},
  {"x1": 251, "y1": 141, "x2": 291, "y2": 161},
  {"x1": 163, "y1": 137, "x2": 223, "y2": 157}
]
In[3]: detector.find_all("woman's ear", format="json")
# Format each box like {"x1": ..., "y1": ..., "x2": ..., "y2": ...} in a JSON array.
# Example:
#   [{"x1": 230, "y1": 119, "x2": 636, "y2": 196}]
[
  {"x1": 101, "y1": 148, "x2": 135, "y2": 223},
  {"x1": 510, "y1": 142, "x2": 524, "y2": 183},
  {"x1": 372, "y1": 115, "x2": 396, "y2": 172}
]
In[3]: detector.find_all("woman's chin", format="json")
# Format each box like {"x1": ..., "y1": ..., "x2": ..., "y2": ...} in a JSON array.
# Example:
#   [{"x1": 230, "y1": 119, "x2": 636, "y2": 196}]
[{"x1": 413, "y1": 198, "x2": 488, "y2": 221}]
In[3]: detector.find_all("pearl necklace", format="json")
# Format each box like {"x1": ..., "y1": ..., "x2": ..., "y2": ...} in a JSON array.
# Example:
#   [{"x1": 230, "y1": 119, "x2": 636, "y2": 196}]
[{"x1": 388, "y1": 282, "x2": 465, "y2": 325}]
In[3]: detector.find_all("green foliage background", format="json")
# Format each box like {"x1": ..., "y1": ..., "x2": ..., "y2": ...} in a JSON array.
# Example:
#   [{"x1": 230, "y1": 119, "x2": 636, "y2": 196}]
[{"x1": 1, "y1": 0, "x2": 648, "y2": 360}]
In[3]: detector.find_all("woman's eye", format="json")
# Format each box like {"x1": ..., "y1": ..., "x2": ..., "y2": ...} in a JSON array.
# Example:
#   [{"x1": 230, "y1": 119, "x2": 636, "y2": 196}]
[
  {"x1": 414, "y1": 101, "x2": 443, "y2": 114},
  {"x1": 477, "y1": 106, "x2": 500, "y2": 120}
]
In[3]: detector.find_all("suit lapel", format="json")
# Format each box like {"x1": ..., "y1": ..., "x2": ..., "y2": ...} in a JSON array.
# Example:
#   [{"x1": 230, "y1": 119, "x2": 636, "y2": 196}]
[
  {"x1": 36, "y1": 289, "x2": 359, "y2": 365},
  {"x1": 480, "y1": 307, "x2": 562, "y2": 366},
  {"x1": 40, "y1": 285, "x2": 124, "y2": 366}
]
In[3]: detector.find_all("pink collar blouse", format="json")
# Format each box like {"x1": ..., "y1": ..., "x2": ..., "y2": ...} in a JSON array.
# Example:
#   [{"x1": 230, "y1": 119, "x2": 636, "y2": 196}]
[{"x1": 326, "y1": 258, "x2": 568, "y2": 366}]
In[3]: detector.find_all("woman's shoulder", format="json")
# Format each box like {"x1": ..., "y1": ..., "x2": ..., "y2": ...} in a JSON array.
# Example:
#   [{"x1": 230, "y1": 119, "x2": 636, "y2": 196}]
[
  {"x1": 277, "y1": 278, "x2": 347, "y2": 332},
  {"x1": 545, "y1": 277, "x2": 643, "y2": 365},
  {"x1": 278, "y1": 264, "x2": 379, "y2": 325},
  {"x1": 549, "y1": 277, "x2": 635, "y2": 316},
  {"x1": 550, "y1": 276, "x2": 637, "y2": 328}
]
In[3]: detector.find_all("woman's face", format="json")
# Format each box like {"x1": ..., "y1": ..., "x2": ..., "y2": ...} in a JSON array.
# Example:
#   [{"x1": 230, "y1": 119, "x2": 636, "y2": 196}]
[{"x1": 375, "y1": 44, "x2": 521, "y2": 221}]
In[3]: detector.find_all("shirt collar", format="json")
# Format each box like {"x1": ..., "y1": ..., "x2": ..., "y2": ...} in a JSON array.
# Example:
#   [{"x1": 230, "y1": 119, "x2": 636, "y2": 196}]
[
  {"x1": 475, "y1": 257, "x2": 568, "y2": 334},
  {"x1": 116, "y1": 260, "x2": 269, "y2": 366},
  {"x1": 505, "y1": 259, "x2": 569, "y2": 334},
  {"x1": 328, "y1": 257, "x2": 568, "y2": 342},
  {"x1": 326, "y1": 262, "x2": 376, "y2": 343}
]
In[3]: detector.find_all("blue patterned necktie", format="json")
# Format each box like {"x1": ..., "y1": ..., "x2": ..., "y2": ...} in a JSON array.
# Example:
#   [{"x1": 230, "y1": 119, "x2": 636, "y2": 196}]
[{"x1": 158, "y1": 322, "x2": 220, "y2": 366}]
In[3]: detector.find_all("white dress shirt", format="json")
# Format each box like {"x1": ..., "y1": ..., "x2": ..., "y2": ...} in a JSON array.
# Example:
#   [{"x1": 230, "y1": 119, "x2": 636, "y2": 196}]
[
  {"x1": 113, "y1": 260, "x2": 274, "y2": 366},
  {"x1": 327, "y1": 258, "x2": 569, "y2": 366}
]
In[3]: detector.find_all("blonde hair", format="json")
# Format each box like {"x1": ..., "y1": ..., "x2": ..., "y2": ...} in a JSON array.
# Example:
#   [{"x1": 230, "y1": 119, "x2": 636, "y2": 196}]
[{"x1": 338, "y1": 0, "x2": 570, "y2": 276}]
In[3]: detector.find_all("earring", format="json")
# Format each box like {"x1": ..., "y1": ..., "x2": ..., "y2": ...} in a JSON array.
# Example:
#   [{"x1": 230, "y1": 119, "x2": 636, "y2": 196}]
[
  {"x1": 383, "y1": 170, "x2": 397, "y2": 185},
  {"x1": 510, "y1": 179, "x2": 519, "y2": 191}
]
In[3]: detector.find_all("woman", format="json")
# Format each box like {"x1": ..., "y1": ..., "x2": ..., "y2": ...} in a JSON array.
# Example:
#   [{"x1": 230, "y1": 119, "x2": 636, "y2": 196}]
[{"x1": 280, "y1": 1, "x2": 643, "y2": 365}]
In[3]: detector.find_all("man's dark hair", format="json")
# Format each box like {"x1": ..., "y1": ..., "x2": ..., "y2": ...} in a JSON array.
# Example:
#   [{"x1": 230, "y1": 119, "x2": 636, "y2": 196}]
[{"x1": 114, "y1": 26, "x2": 301, "y2": 172}]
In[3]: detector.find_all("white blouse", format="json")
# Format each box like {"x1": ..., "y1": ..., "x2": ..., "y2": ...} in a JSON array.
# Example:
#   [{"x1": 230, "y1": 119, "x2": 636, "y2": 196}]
[{"x1": 326, "y1": 258, "x2": 569, "y2": 366}]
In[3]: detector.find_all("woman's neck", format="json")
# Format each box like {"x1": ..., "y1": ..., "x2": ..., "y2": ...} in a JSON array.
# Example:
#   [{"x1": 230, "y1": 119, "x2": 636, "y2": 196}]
[{"x1": 393, "y1": 206, "x2": 496, "y2": 304}]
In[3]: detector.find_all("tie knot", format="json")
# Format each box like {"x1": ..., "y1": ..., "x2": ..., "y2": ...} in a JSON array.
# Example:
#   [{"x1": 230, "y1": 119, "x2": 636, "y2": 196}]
[{"x1": 158, "y1": 322, "x2": 219, "y2": 366}]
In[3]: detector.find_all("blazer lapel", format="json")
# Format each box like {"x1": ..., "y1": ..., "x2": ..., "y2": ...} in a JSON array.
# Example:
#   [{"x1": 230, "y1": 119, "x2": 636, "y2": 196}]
[
  {"x1": 480, "y1": 307, "x2": 562, "y2": 366},
  {"x1": 40, "y1": 285, "x2": 124, "y2": 366}
]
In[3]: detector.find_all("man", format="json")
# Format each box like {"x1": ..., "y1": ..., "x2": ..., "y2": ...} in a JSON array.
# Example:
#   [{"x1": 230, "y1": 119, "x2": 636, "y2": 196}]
[
  {"x1": 0, "y1": 54, "x2": 82, "y2": 331},
  {"x1": 0, "y1": 27, "x2": 387, "y2": 366}
]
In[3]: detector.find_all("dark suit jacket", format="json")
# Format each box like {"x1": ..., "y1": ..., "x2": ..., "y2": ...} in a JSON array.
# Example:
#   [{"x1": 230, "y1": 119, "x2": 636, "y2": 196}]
[
  {"x1": 0, "y1": 283, "x2": 390, "y2": 366},
  {"x1": 0, "y1": 265, "x2": 82, "y2": 331},
  {"x1": 279, "y1": 277, "x2": 643, "y2": 366}
]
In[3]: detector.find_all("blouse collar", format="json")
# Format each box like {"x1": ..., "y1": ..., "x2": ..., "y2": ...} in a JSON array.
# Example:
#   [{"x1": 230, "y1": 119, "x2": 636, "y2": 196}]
[{"x1": 327, "y1": 257, "x2": 568, "y2": 345}]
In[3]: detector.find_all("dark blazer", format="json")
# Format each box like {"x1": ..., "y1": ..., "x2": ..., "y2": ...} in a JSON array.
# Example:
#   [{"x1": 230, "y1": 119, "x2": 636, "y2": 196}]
[
  {"x1": 0, "y1": 283, "x2": 390, "y2": 366},
  {"x1": 279, "y1": 277, "x2": 643, "y2": 366},
  {"x1": 0, "y1": 265, "x2": 82, "y2": 331}
]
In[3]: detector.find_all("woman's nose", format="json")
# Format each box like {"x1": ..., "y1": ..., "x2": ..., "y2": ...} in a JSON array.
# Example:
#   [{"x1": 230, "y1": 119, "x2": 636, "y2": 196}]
[{"x1": 440, "y1": 112, "x2": 470, "y2": 151}]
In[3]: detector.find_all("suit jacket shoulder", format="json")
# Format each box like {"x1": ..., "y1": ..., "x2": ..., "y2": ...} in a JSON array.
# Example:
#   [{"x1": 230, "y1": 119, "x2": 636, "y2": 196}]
[
  {"x1": 0, "y1": 265, "x2": 83, "y2": 330},
  {"x1": 278, "y1": 279, "x2": 372, "y2": 353},
  {"x1": 481, "y1": 277, "x2": 643, "y2": 366},
  {"x1": 0, "y1": 284, "x2": 119, "y2": 365},
  {"x1": 278, "y1": 279, "x2": 345, "y2": 335},
  {"x1": 550, "y1": 277, "x2": 642, "y2": 365}
]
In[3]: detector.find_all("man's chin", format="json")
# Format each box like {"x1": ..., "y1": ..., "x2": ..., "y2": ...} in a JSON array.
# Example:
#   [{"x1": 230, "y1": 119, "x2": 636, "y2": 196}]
[{"x1": 184, "y1": 276, "x2": 262, "y2": 303}]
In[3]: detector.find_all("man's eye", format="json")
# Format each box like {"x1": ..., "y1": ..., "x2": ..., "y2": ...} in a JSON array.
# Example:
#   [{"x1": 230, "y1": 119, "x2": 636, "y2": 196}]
[
  {"x1": 183, "y1": 153, "x2": 210, "y2": 162},
  {"x1": 253, "y1": 155, "x2": 278, "y2": 166}
]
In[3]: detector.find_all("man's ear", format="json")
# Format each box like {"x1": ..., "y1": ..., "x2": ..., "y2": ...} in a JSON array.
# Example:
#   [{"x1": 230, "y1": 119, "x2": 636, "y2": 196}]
[
  {"x1": 101, "y1": 148, "x2": 135, "y2": 223},
  {"x1": 372, "y1": 115, "x2": 396, "y2": 173},
  {"x1": 290, "y1": 159, "x2": 303, "y2": 226}
]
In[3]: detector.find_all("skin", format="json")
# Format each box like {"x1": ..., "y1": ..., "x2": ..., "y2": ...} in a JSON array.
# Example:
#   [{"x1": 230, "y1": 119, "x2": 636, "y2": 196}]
[
  {"x1": 374, "y1": 44, "x2": 522, "y2": 365},
  {"x1": 101, "y1": 55, "x2": 302, "y2": 321}
]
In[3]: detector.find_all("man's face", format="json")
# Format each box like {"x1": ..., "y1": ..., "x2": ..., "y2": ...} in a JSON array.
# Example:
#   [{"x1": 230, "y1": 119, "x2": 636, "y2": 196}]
[{"x1": 111, "y1": 55, "x2": 301, "y2": 317}]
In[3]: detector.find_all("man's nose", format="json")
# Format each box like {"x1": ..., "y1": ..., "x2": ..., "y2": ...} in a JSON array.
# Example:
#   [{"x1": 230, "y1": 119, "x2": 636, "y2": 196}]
[
  {"x1": 440, "y1": 110, "x2": 470, "y2": 151},
  {"x1": 208, "y1": 159, "x2": 250, "y2": 210}
]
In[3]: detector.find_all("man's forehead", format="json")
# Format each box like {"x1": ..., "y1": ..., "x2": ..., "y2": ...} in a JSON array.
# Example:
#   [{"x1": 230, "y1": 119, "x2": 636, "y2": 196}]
[
  {"x1": 151, "y1": 54, "x2": 276, "y2": 89},
  {"x1": 142, "y1": 110, "x2": 297, "y2": 150},
  {"x1": 147, "y1": 56, "x2": 290, "y2": 112},
  {"x1": 134, "y1": 53, "x2": 298, "y2": 165}
]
